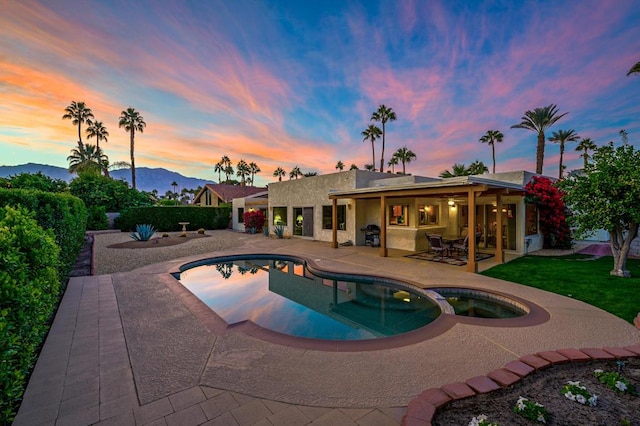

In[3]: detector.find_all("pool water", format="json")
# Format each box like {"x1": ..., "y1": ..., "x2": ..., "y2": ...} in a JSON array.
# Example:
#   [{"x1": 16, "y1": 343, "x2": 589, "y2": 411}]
[
  {"x1": 432, "y1": 288, "x2": 528, "y2": 318},
  {"x1": 176, "y1": 257, "x2": 441, "y2": 340}
]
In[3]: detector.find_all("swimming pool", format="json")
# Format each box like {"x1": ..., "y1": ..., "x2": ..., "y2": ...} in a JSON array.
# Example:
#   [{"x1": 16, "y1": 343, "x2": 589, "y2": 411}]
[{"x1": 175, "y1": 254, "x2": 531, "y2": 342}]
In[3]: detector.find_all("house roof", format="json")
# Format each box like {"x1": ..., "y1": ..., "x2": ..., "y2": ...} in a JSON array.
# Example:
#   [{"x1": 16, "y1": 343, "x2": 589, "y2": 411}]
[{"x1": 194, "y1": 184, "x2": 267, "y2": 203}]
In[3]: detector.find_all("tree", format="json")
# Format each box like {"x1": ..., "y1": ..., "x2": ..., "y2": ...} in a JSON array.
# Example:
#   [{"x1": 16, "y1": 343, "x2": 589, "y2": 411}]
[
  {"x1": 627, "y1": 61, "x2": 640, "y2": 76},
  {"x1": 86, "y1": 120, "x2": 109, "y2": 150},
  {"x1": 387, "y1": 156, "x2": 399, "y2": 173},
  {"x1": 236, "y1": 159, "x2": 250, "y2": 185},
  {"x1": 220, "y1": 155, "x2": 232, "y2": 181},
  {"x1": 67, "y1": 141, "x2": 107, "y2": 175},
  {"x1": 479, "y1": 130, "x2": 504, "y2": 173},
  {"x1": 289, "y1": 166, "x2": 302, "y2": 180},
  {"x1": 249, "y1": 162, "x2": 261, "y2": 185},
  {"x1": 364, "y1": 164, "x2": 375, "y2": 171},
  {"x1": 439, "y1": 163, "x2": 469, "y2": 178},
  {"x1": 335, "y1": 160, "x2": 344, "y2": 171},
  {"x1": 171, "y1": 181, "x2": 178, "y2": 205},
  {"x1": 118, "y1": 107, "x2": 146, "y2": 189},
  {"x1": 525, "y1": 176, "x2": 572, "y2": 249},
  {"x1": 393, "y1": 146, "x2": 417, "y2": 175},
  {"x1": 303, "y1": 171, "x2": 318, "y2": 177},
  {"x1": 575, "y1": 138, "x2": 597, "y2": 169},
  {"x1": 361, "y1": 124, "x2": 382, "y2": 171},
  {"x1": 224, "y1": 165, "x2": 234, "y2": 183},
  {"x1": 511, "y1": 104, "x2": 568, "y2": 174},
  {"x1": 371, "y1": 104, "x2": 396, "y2": 172},
  {"x1": 3, "y1": 172, "x2": 68, "y2": 192},
  {"x1": 559, "y1": 142, "x2": 640, "y2": 277},
  {"x1": 214, "y1": 161, "x2": 224, "y2": 183},
  {"x1": 62, "y1": 101, "x2": 94, "y2": 144},
  {"x1": 273, "y1": 167, "x2": 286, "y2": 182},
  {"x1": 548, "y1": 129, "x2": 580, "y2": 179},
  {"x1": 468, "y1": 160, "x2": 489, "y2": 175},
  {"x1": 349, "y1": 164, "x2": 359, "y2": 170}
]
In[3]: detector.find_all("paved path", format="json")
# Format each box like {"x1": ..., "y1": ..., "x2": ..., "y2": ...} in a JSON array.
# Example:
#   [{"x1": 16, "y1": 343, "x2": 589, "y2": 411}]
[{"x1": 14, "y1": 235, "x2": 640, "y2": 425}]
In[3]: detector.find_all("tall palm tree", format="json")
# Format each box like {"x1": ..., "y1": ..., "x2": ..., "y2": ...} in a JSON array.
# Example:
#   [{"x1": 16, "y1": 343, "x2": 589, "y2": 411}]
[
  {"x1": 364, "y1": 164, "x2": 375, "y2": 171},
  {"x1": 627, "y1": 61, "x2": 640, "y2": 76},
  {"x1": 273, "y1": 167, "x2": 286, "y2": 181},
  {"x1": 289, "y1": 166, "x2": 302, "y2": 180},
  {"x1": 236, "y1": 159, "x2": 250, "y2": 185},
  {"x1": 439, "y1": 163, "x2": 469, "y2": 178},
  {"x1": 220, "y1": 155, "x2": 232, "y2": 181},
  {"x1": 371, "y1": 104, "x2": 397, "y2": 172},
  {"x1": 479, "y1": 130, "x2": 504, "y2": 173},
  {"x1": 575, "y1": 138, "x2": 597, "y2": 169},
  {"x1": 393, "y1": 146, "x2": 417, "y2": 175},
  {"x1": 62, "y1": 101, "x2": 94, "y2": 144},
  {"x1": 224, "y1": 165, "x2": 234, "y2": 183},
  {"x1": 335, "y1": 160, "x2": 344, "y2": 171},
  {"x1": 511, "y1": 104, "x2": 568, "y2": 174},
  {"x1": 249, "y1": 162, "x2": 260, "y2": 185},
  {"x1": 214, "y1": 161, "x2": 224, "y2": 183},
  {"x1": 387, "y1": 156, "x2": 399, "y2": 173},
  {"x1": 86, "y1": 120, "x2": 109, "y2": 150},
  {"x1": 548, "y1": 129, "x2": 580, "y2": 179},
  {"x1": 468, "y1": 160, "x2": 489, "y2": 175},
  {"x1": 118, "y1": 107, "x2": 146, "y2": 189},
  {"x1": 361, "y1": 124, "x2": 382, "y2": 171},
  {"x1": 349, "y1": 164, "x2": 359, "y2": 170},
  {"x1": 67, "y1": 141, "x2": 107, "y2": 175}
]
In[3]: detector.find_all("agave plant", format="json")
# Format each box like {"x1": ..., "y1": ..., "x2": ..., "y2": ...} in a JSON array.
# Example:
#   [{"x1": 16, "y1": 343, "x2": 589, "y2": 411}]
[
  {"x1": 130, "y1": 224, "x2": 157, "y2": 241},
  {"x1": 273, "y1": 224, "x2": 285, "y2": 239}
]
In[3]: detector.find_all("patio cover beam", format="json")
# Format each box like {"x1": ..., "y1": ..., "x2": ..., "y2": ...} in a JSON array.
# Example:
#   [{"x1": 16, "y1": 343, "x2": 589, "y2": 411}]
[
  {"x1": 328, "y1": 184, "x2": 490, "y2": 200},
  {"x1": 467, "y1": 189, "x2": 478, "y2": 272},
  {"x1": 331, "y1": 198, "x2": 338, "y2": 249}
]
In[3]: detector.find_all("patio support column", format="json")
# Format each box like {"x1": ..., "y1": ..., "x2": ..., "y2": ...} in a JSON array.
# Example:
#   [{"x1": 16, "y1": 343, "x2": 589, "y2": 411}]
[
  {"x1": 380, "y1": 195, "x2": 388, "y2": 257},
  {"x1": 467, "y1": 190, "x2": 477, "y2": 273},
  {"x1": 331, "y1": 198, "x2": 338, "y2": 248},
  {"x1": 495, "y1": 193, "x2": 504, "y2": 263}
]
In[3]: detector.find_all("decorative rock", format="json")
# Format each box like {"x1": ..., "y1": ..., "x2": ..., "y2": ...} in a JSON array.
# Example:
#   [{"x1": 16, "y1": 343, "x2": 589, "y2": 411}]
[
  {"x1": 503, "y1": 360, "x2": 535, "y2": 377},
  {"x1": 487, "y1": 368, "x2": 521, "y2": 387},
  {"x1": 440, "y1": 382, "x2": 475, "y2": 400},
  {"x1": 556, "y1": 348, "x2": 590, "y2": 362},
  {"x1": 519, "y1": 354, "x2": 551, "y2": 370}
]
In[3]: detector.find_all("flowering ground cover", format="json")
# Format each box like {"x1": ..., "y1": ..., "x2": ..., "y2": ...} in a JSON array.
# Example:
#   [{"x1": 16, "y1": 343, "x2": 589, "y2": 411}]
[{"x1": 433, "y1": 358, "x2": 640, "y2": 425}]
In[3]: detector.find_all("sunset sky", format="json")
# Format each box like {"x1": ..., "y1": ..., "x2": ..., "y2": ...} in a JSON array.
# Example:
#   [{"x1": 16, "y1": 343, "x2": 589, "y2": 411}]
[{"x1": 1, "y1": 0, "x2": 639, "y2": 187}]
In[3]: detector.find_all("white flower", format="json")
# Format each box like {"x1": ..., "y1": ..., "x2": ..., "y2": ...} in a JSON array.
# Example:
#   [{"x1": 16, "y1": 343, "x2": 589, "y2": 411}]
[
  {"x1": 576, "y1": 394, "x2": 586, "y2": 404},
  {"x1": 567, "y1": 380, "x2": 580, "y2": 386},
  {"x1": 468, "y1": 417, "x2": 480, "y2": 426},
  {"x1": 516, "y1": 396, "x2": 527, "y2": 411},
  {"x1": 537, "y1": 414, "x2": 546, "y2": 424},
  {"x1": 594, "y1": 369, "x2": 603, "y2": 374},
  {"x1": 564, "y1": 391, "x2": 576, "y2": 401},
  {"x1": 588, "y1": 395, "x2": 598, "y2": 406},
  {"x1": 615, "y1": 381, "x2": 627, "y2": 392}
]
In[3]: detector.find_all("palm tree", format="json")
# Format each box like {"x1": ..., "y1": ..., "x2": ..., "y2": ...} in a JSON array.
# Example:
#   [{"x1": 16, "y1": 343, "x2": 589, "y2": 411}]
[
  {"x1": 236, "y1": 159, "x2": 250, "y2": 185},
  {"x1": 387, "y1": 156, "x2": 399, "y2": 173},
  {"x1": 249, "y1": 162, "x2": 261, "y2": 185},
  {"x1": 468, "y1": 160, "x2": 489, "y2": 175},
  {"x1": 575, "y1": 138, "x2": 597, "y2": 168},
  {"x1": 620, "y1": 129, "x2": 629, "y2": 144},
  {"x1": 171, "y1": 181, "x2": 178, "y2": 204},
  {"x1": 118, "y1": 107, "x2": 146, "y2": 189},
  {"x1": 361, "y1": 124, "x2": 382, "y2": 171},
  {"x1": 335, "y1": 160, "x2": 344, "y2": 171},
  {"x1": 349, "y1": 164, "x2": 359, "y2": 170},
  {"x1": 364, "y1": 164, "x2": 376, "y2": 171},
  {"x1": 511, "y1": 104, "x2": 568, "y2": 174},
  {"x1": 224, "y1": 165, "x2": 234, "y2": 183},
  {"x1": 393, "y1": 146, "x2": 417, "y2": 175},
  {"x1": 221, "y1": 155, "x2": 232, "y2": 181},
  {"x1": 62, "y1": 101, "x2": 94, "y2": 144},
  {"x1": 67, "y1": 141, "x2": 107, "y2": 175},
  {"x1": 479, "y1": 130, "x2": 504, "y2": 173},
  {"x1": 303, "y1": 171, "x2": 318, "y2": 177},
  {"x1": 548, "y1": 129, "x2": 580, "y2": 179},
  {"x1": 627, "y1": 61, "x2": 640, "y2": 76},
  {"x1": 273, "y1": 167, "x2": 286, "y2": 181},
  {"x1": 214, "y1": 161, "x2": 224, "y2": 183},
  {"x1": 86, "y1": 120, "x2": 109, "y2": 150},
  {"x1": 439, "y1": 163, "x2": 469, "y2": 178},
  {"x1": 371, "y1": 104, "x2": 396, "y2": 172},
  {"x1": 289, "y1": 166, "x2": 302, "y2": 180}
]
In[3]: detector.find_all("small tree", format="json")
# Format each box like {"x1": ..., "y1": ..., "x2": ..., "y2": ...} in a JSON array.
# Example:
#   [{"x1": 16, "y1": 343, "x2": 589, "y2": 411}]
[
  {"x1": 559, "y1": 142, "x2": 640, "y2": 277},
  {"x1": 243, "y1": 210, "x2": 265, "y2": 233},
  {"x1": 525, "y1": 176, "x2": 572, "y2": 249}
]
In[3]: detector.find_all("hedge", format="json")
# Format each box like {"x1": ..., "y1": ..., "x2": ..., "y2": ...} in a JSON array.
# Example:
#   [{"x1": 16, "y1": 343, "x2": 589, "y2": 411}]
[
  {"x1": 0, "y1": 188, "x2": 87, "y2": 279},
  {"x1": 0, "y1": 206, "x2": 61, "y2": 424},
  {"x1": 115, "y1": 206, "x2": 232, "y2": 232}
]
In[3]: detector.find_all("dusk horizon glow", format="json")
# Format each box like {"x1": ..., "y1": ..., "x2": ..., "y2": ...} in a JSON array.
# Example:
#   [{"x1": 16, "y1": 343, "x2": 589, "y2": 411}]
[{"x1": 1, "y1": 0, "x2": 639, "y2": 187}]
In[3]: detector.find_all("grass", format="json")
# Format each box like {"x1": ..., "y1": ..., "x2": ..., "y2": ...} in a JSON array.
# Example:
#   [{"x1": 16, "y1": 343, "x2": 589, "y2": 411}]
[{"x1": 481, "y1": 254, "x2": 640, "y2": 323}]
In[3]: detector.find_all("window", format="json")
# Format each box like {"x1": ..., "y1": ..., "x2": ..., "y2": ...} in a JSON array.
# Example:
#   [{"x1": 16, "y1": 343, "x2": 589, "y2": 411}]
[
  {"x1": 322, "y1": 205, "x2": 346, "y2": 230},
  {"x1": 526, "y1": 204, "x2": 538, "y2": 236},
  {"x1": 418, "y1": 204, "x2": 439, "y2": 226},
  {"x1": 273, "y1": 206, "x2": 287, "y2": 226},
  {"x1": 389, "y1": 204, "x2": 408, "y2": 226},
  {"x1": 238, "y1": 208, "x2": 245, "y2": 223}
]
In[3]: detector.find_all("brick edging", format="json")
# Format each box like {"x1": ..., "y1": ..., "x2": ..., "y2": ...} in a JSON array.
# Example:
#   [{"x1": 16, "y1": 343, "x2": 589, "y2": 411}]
[{"x1": 401, "y1": 344, "x2": 640, "y2": 425}]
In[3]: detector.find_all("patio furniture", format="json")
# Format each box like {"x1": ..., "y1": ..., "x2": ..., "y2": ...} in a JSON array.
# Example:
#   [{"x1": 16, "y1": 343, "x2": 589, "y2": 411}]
[
  {"x1": 361, "y1": 224, "x2": 380, "y2": 247},
  {"x1": 452, "y1": 235, "x2": 469, "y2": 256},
  {"x1": 428, "y1": 234, "x2": 448, "y2": 261}
]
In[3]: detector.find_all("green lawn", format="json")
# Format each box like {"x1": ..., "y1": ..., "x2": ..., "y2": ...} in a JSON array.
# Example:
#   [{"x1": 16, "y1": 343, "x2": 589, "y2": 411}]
[{"x1": 481, "y1": 255, "x2": 640, "y2": 323}]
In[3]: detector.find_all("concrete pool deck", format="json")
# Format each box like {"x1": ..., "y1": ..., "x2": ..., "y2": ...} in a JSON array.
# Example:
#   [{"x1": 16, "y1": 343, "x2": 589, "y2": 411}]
[{"x1": 14, "y1": 232, "x2": 640, "y2": 425}]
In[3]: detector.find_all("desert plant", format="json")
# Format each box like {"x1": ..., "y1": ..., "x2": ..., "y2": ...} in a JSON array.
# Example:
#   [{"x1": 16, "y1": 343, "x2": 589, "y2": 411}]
[
  {"x1": 130, "y1": 224, "x2": 156, "y2": 241},
  {"x1": 274, "y1": 224, "x2": 285, "y2": 238},
  {"x1": 197, "y1": 228, "x2": 205, "y2": 234}
]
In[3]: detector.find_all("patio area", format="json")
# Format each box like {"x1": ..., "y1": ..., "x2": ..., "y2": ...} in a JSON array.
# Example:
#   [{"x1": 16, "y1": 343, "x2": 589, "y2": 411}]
[{"x1": 14, "y1": 231, "x2": 640, "y2": 425}]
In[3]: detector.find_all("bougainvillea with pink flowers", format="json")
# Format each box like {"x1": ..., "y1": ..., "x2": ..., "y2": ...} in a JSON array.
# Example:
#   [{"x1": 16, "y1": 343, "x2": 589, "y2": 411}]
[{"x1": 524, "y1": 176, "x2": 572, "y2": 249}]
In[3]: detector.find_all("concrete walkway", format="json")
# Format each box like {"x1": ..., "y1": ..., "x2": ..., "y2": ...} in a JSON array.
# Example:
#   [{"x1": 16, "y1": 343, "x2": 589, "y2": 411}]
[{"x1": 14, "y1": 235, "x2": 640, "y2": 425}]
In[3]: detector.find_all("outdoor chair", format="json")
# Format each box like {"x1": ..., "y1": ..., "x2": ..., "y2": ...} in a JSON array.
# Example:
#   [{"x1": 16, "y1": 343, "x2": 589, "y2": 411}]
[
  {"x1": 452, "y1": 235, "x2": 469, "y2": 257},
  {"x1": 428, "y1": 235, "x2": 448, "y2": 261}
]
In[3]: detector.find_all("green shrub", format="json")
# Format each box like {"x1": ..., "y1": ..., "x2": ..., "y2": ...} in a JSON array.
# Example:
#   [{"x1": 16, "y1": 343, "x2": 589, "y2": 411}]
[
  {"x1": 0, "y1": 188, "x2": 86, "y2": 279},
  {"x1": 69, "y1": 173, "x2": 153, "y2": 212},
  {"x1": 3, "y1": 172, "x2": 68, "y2": 192},
  {"x1": 115, "y1": 206, "x2": 231, "y2": 232},
  {"x1": 87, "y1": 205, "x2": 109, "y2": 230},
  {"x1": 0, "y1": 206, "x2": 60, "y2": 424}
]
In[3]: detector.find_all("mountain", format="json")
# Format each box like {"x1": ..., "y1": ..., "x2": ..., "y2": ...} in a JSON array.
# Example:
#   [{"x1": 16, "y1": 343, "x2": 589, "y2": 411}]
[{"x1": 0, "y1": 163, "x2": 211, "y2": 193}]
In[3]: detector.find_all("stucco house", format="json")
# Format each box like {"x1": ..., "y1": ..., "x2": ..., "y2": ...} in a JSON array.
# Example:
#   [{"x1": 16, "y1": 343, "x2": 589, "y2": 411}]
[
  {"x1": 233, "y1": 170, "x2": 543, "y2": 272},
  {"x1": 193, "y1": 183, "x2": 266, "y2": 207}
]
